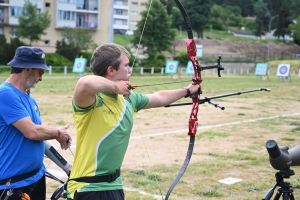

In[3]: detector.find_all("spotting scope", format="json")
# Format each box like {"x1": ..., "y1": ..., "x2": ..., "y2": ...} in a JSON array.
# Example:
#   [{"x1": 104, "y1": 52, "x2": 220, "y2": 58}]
[{"x1": 266, "y1": 140, "x2": 300, "y2": 170}]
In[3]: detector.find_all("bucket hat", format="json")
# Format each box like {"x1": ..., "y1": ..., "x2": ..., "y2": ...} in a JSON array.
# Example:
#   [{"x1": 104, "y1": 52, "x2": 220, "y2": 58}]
[{"x1": 7, "y1": 46, "x2": 49, "y2": 70}]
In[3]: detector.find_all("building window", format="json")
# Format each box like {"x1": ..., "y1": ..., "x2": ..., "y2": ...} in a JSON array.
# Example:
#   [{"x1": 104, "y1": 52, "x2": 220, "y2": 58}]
[
  {"x1": 130, "y1": 20, "x2": 137, "y2": 25},
  {"x1": 116, "y1": 9, "x2": 123, "y2": 15},
  {"x1": 45, "y1": 3, "x2": 50, "y2": 8},
  {"x1": 131, "y1": 2, "x2": 138, "y2": 6},
  {"x1": 115, "y1": 1, "x2": 124, "y2": 6},
  {"x1": 131, "y1": 11, "x2": 138, "y2": 16},
  {"x1": 10, "y1": 7, "x2": 23, "y2": 17},
  {"x1": 0, "y1": 9, "x2": 3, "y2": 23},
  {"x1": 10, "y1": 28, "x2": 17, "y2": 38},
  {"x1": 0, "y1": 27, "x2": 3, "y2": 34},
  {"x1": 44, "y1": 40, "x2": 50, "y2": 46},
  {"x1": 58, "y1": 10, "x2": 75, "y2": 20},
  {"x1": 115, "y1": 19, "x2": 123, "y2": 25},
  {"x1": 141, "y1": 3, "x2": 146, "y2": 7}
]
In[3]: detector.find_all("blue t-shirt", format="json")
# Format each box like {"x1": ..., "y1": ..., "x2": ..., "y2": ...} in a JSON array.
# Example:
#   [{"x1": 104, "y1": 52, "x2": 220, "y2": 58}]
[{"x1": 0, "y1": 82, "x2": 46, "y2": 189}]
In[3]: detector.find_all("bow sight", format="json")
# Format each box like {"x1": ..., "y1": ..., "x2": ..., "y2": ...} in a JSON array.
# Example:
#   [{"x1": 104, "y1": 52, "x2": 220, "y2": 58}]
[{"x1": 196, "y1": 56, "x2": 224, "y2": 77}]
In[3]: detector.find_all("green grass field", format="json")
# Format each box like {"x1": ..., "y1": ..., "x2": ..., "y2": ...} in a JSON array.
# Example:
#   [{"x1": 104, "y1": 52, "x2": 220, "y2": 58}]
[{"x1": 0, "y1": 74, "x2": 300, "y2": 200}]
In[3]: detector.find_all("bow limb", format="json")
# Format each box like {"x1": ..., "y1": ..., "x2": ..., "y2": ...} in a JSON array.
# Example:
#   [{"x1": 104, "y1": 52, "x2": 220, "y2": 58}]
[{"x1": 165, "y1": 1, "x2": 201, "y2": 199}]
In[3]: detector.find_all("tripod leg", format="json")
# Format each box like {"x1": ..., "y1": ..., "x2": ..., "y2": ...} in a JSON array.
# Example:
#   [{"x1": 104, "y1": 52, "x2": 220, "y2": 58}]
[
  {"x1": 273, "y1": 189, "x2": 281, "y2": 200},
  {"x1": 283, "y1": 192, "x2": 289, "y2": 200},
  {"x1": 290, "y1": 192, "x2": 295, "y2": 200}
]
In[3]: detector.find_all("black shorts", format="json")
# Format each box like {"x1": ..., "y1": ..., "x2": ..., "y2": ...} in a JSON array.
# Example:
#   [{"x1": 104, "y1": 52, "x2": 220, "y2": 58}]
[
  {"x1": 70, "y1": 189, "x2": 124, "y2": 200},
  {"x1": 0, "y1": 175, "x2": 45, "y2": 200}
]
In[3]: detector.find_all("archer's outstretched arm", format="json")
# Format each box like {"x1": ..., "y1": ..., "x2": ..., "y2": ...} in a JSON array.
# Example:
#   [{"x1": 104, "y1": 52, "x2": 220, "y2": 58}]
[{"x1": 143, "y1": 84, "x2": 200, "y2": 109}]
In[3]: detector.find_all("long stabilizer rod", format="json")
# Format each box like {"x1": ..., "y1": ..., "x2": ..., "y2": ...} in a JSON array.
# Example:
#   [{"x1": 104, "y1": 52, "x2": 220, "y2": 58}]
[{"x1": 165, "y1": 88, "x2": 271, "y2": 107}]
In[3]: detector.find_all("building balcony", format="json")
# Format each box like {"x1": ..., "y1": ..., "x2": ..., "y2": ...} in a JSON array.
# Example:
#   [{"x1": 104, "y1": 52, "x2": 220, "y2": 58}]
[
  {"x1": 114, "y1": 0, "x2": 128, "y2": 6},
  {"x1": 76, "y1": 22, "x2": 98, "y2": 30},
  {"x1": 113, "y1": 14, "x2": 129, "y2": 20}
]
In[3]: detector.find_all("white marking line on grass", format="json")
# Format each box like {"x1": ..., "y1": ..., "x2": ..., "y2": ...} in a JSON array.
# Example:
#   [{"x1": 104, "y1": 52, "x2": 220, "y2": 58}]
[{"x1": 130, "y1": 112, "x2": 300, "y2": 139}]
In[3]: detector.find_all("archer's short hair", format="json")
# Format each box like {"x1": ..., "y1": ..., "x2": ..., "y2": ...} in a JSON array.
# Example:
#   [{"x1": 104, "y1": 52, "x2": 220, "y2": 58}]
[{"x1": 90, "y1": 43, "x2": 130, "y2": 76}]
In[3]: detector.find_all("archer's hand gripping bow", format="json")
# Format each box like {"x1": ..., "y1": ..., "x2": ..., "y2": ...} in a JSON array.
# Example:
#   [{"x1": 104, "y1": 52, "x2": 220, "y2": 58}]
[{"x1": 164, "y1": 1, "x2": 224, "y2": 199}]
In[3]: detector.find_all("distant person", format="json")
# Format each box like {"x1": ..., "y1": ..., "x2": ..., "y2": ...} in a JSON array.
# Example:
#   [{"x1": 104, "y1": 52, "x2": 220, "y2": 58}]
[
  {"x1": 67, "y1": 43, "x2": 200, "y2": 200},
  {"x1": 0, "y1": 46, "x2": 72, "y2": 200}
]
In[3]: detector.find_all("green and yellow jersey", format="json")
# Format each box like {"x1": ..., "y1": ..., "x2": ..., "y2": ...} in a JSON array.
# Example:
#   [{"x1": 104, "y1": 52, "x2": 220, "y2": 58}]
[{"x1": 68, "y1": 91, "x2": 149, "y2": 198}]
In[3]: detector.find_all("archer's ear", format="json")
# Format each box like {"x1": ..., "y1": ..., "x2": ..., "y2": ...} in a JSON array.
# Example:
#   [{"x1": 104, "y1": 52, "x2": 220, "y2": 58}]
[{"x1": 106, "y1": 66, "x2": 115, "y2": 77}]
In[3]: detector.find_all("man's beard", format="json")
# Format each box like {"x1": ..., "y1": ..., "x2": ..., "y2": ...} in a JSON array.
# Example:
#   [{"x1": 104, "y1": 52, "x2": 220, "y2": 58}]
[{"x1": 25, "y1": 72, "x2": 38, "y2": 90}]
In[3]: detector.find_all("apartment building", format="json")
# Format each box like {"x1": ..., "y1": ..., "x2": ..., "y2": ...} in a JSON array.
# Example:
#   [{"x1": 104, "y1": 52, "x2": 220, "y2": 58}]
[{"x1": 0, "y1": 0, "x2": 147, "y2": 52}]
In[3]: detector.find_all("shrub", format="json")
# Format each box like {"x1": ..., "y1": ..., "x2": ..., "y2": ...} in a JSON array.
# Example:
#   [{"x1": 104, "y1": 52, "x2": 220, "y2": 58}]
[{"x1": 46, "y1": 53, "x2": 73, "y2": 66}]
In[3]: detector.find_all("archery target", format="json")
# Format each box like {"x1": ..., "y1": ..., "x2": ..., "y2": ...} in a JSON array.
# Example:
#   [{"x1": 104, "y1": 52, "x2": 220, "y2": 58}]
[
  {"x1": 255, "y1": 63, "x2": 268, "y2": 76},
  {"x1": 276, "y1": 64, "x2": 290, "y2": 77},
  {"x1": 72, "y1": 58, "x2": 87, "y2": 73},
  {"x1": 165, "y1": 60, "x2": 178, "y2": 74},
  {"x1": 186, "y1": 61, "x2": 194, "y2": 75}
]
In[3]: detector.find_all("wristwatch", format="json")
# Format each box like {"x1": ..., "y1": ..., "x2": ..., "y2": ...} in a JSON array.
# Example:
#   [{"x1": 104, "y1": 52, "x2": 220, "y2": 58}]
[{"x1": 184, "y1": 87, "x2": 191, "y2": 98}]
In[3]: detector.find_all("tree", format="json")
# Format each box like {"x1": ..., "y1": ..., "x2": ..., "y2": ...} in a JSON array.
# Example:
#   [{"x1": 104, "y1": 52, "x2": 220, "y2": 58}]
[
  {"x1": 171, "y1": 7, "x2": 184, "y2": 30},
  {"x1": 224, "y1": 6, "x2": 244, "y2": 27},
  {"x1": 62, "y1": 27, "x2": 96, "y2": 51},
  {"x1": 254, "y1": 0, "x2": 271, "y2": 37},
  {"x1": 264, "y1": 0, "x2": 283, "y2": 16},
  {"x1": 274, "y1": 0, "x2": 293, "y2": 41},
  {"x1": 290, "y1": 0, "x2": 300, "y2": 19},
  {"x1": 182, "y1": 0, "x2": 211, "y2": 39},
  {"x1": 289, "y1": 15, "x2": 300, "y2": 44},
  {"x1": 212, "y1": 0, "x2": 256, "y2": 17},
  {"x1": 56, "y1": 27, "x2": 96, "y2": 62},
  {"x1": 55, "y1": 39, "x2": 81, "y2": 62},
  {"x1": 0, "y1": 36, "x2": 26, "y2": 65},
  {"x1": 12, "y1": 0, "x2": 51, "y2": 46},
  {"x1": 131, "y1": 0, "x2": 175, "y2": 60},
  {"x1": 209, "y1": 4, "x2": 227, "y2": 30},
  {"x1": 159, "y1": 0, "x2": 175, "y2": 15}
]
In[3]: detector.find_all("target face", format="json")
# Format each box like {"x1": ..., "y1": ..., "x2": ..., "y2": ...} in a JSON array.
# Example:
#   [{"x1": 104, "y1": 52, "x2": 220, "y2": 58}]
[
  {"x1": 76, "y1": 62, "x2": 82, "y2": 69},
  {"x1": 72, "y1": 58, "x2": 87, "y2": 73},
  {"x1": 165, "y1": 60, "x2": 178, "y2": 74},
  {"x1": 276, "y1": 64, "x2": 290, "y2": 77},
  {"x1": 255, "y1": 63, "x2": 268, "y2": 76},
  {"x1": 279, "y1": 66, "x2": 287, "y2": 74},
  {"x1": 186, "y1": 61, "x2": 195, "y2": 75}
]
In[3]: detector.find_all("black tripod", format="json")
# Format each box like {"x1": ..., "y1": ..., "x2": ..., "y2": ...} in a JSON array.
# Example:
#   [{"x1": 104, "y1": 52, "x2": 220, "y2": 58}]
[{"x1": 262, "y1": 169, "x2": 295, "y2": 200}]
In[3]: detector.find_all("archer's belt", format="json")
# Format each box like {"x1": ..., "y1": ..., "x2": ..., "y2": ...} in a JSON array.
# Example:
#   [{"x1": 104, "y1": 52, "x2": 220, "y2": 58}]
[
  {"x1": 70, "y1": 169, "x2": 120, "y2": 183},
  {"x1": 0, "y1": 167, "x2": 41, "y2": 185}
]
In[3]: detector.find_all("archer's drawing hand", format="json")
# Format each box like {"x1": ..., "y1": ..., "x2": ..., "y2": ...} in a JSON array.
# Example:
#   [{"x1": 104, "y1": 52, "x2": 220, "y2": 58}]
[
  {"x1": 112, "y1": 81, "x2": 131, "y2": 97},
  {"x1": 56, "y1": 124, "x2": 72, "y2": 150}
]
